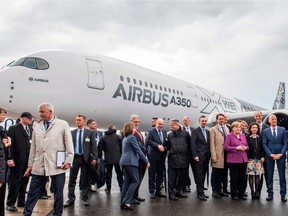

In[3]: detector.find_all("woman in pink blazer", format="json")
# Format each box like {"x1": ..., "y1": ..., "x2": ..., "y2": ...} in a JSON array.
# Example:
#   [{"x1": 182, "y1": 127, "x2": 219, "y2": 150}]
[{"x1": 224, "y1": 121, "x2": 249, "y2": 200}]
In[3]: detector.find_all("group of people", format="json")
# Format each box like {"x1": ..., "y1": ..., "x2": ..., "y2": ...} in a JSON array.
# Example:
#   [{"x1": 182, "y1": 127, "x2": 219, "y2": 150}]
[{"x1": 0, "y1": 103, "x2": 288, "y2": 215}]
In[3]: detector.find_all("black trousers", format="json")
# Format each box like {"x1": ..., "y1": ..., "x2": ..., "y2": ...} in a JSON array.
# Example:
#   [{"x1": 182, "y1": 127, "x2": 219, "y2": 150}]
[
  {"x1": 168, "y1": 167, "x2": 186, "y2": 196},
  {"x1": 105, "y1": 163, "x2": 123, "y2": 190},
  {"x1": 228, "y1": 163, "x2": 247, "y2": 197},
  {"x1": 0, "y1": 183, "x2": 6, "y2": 216},
  {"x1": 23, "y1": 173, "x2": 65, "y2": 216},
  {"x1": 68, "y1": 156, "x2": 89, "y2": 201},
  {"x1": 133, "y1": 160, "x2": 146, "y2": 199},
  {"x1": 6, "y1": 164, "x2": 29, "y2": 206},
  {"x1": 211, "y1": 167, "x2": 225, "y2": 193},
  {"x1": 222, "y1": 152, "x2": 229, "y2": 191},
  {"x1": 148, "y1": 158, "x2": 165, "y2": 193},
  {"x1": 195, "y1": 158, "x2": 209, "y2": 195}
]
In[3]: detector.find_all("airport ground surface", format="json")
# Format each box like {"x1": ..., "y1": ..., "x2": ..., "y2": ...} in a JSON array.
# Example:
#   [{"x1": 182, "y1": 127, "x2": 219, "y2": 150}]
[{"x1": 6, "y1": 167, "x2": 288, "y2": 216}]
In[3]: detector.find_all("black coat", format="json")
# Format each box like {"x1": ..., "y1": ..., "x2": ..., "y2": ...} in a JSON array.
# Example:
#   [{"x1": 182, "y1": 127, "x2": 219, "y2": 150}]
[
  {"x1": 7, "y1": 123, "x2": 32, "y2": 166},
  {"x1": 146, "y1": 128, "x2": 167, "y2": 161},
  {"x1": 98, "y1": 128, "x2": 122, "y2": 164},
  {"x1": 246, "y1": 135, "x2": 264, "y2": 160},
  {"x1": 167, "y1": 128, "x2": 190, "y2": 168}
]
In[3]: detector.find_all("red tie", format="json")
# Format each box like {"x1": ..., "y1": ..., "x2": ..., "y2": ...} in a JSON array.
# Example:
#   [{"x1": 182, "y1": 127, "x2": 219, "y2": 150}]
[{"x1": 135, "y1": 129, "x2": 143, "y2": 141}]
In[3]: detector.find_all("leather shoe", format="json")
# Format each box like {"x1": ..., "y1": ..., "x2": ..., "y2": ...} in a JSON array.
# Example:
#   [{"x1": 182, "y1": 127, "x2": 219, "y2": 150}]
[
  {"x1": 169, "y1": 194, "x2": 178, "y2": 201},
  {"x1": 39, "y1": 195, "x2": 50, "y2": 199},
  {"x1": 17, "y1": 202, "x2": 25, "y2": 207},
  {"x1": 223, "y1": 190, "x2": 230, "y2": 194},
  {"x1": 281, "y1": 196, "x2": 287, "y2": 202},
  {"x1": 204, "y1": 187, "x2": 208, "y2": 190},
  {"x1": 197, "y1": 194, "x2": 207, "y2": 201},
  {"x1": 150, "y1": 193, "x2": 156, "y2": 199},
  {"x1": 266, "y1": 195, "x2": 273, "y2": 201},
  {"x1": 176, "y1": 193, "x2": 188, "y2": 198},
  {"x1": 6, "y1": 205, "x2": 18, "y2": 212},
  {"x1": 219, "y1": 191, "x2": 229, "y2": 197},
  {"x1": 212, "y1": 192, "x2": 220, "y2": 198},
  {"x1": 135, "y1": 197, "x2": 145, "y2": 202},
  {"x1": 232, "y1": 196, "x2": 239, "y2": 200},
  {"x1": 238, "y1": 196, "x2": 247, "y2": 200},
  {"x1": 203, "y1": 194, "x2": 209, "y2": 198},
  {"x1": 131, "y1": 199, "x2": 141, "y2": 204},
  {"x1": 121, "y1": 204, "x2": 134, "y2": 210},
  {"x1": 155, "y1": 192, "x2": 166, "y2": 198},
  {"x1": 63, "y1": 200, "x2": 74, "y2": 208},
  {"x1": 83, "y1": 200, "x2": 90, "y2": 206}
]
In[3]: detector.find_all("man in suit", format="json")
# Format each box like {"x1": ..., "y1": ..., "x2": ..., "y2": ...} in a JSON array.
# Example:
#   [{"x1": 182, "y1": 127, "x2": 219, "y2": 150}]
[
  {"x1": 167, "y1": 118, "x2": 190, "y2": 200},
  {"x1": 210, "y1": 113, "x2": 230, "y2": 198},
  {"x1": 130, "y1": 114, "x2": 146, "y2": 204},
  {"x1": 0, "y1": 107, "x2": 11, "y2": 216},
  {"x1": 6, "y1": 112, "x2": 33, "y2": 212},
  {"x1": 146, "y1": 118, "x2": 167, "y2": 199},
  {"x1": 86, "y1": 119, "x2": 103, "y2": 192},
  {"x1": 182, "y1": 116, "x2": 195, "y2": 192},
  {"x1": 262, "y1": 114, "x2": 288, "y2": 202},
  {"x1": 64, "y1": 115, "x2": 97, "y2": 207},
  {"x1": 254, "y1": 111, "x2": 269, "y2": 194},
  {"x1": 23, "y1": 102, "x2": 74, "y2": 216},
  {"x1": 191, "y1": 116, "x2": 210, "y2": 201}
]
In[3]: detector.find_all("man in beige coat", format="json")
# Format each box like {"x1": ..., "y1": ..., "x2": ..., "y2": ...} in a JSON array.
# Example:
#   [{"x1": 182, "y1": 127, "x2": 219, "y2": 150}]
[
  {"x1": 23, "y1": 102, "x2": 74, "y2": 216},
  {"x1": 210, "y1": 113, "x2": 230, "y2": 198}
]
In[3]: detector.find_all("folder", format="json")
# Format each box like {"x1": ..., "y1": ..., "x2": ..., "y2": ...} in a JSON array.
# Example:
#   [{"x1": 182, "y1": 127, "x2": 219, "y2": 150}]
[{"x1": 56, "y1": 151, "x2": 66, "y2": 167}]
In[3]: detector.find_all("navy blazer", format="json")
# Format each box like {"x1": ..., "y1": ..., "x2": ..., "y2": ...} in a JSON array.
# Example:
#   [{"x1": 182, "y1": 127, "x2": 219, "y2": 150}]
[
  {"x1": 262, "y1": 126, "x2": 288, "y2": 157},
  {"x1": 71, "y1": 128, "x2": 97, "y2": 163},
  {"x1": 191, "y1": 127, "x2": 210, "y2": 161},
  {"x1": 120, "y1": 135, "x2": 148, "y2": 166},
  {"x1": 146, "y1": 128, "x2": 167, "y2": 161}
]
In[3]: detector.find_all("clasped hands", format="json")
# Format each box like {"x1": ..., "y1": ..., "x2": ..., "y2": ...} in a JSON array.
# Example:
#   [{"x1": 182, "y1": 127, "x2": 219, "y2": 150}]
[
  {"x1": 236, "y1": 144, "x2": 247, "y2": 151},
  {"x1": 158, "y1": 144, "x2": 165, "y2": 152},
  {"x1": 270, "y1": 153, "x2": 283, "y2": 160}
]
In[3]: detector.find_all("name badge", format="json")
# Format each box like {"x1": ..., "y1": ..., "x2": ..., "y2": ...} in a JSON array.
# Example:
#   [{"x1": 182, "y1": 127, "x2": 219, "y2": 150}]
[{"x1": 85, "y1": 137, "x2": 90, "y2": 142}]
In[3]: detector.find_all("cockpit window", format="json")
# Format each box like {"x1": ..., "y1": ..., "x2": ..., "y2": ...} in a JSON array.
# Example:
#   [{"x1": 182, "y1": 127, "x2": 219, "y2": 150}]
[{"x1": 9, "y1": 57, "x2": 49, "y2": 70}]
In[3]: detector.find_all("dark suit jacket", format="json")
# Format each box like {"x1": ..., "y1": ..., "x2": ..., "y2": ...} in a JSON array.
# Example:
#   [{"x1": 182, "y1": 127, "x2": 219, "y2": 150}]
[
  {"x1": 191, "y1": 127, "x2": 210, "y2": 161},
  {"x1": 262, "y1": 126, "x2": 288, "y2": 157},
  {"x1": 146, "y1": 128, "x2": 167, "y2": 161},
  {"x1": 71, "y1": 128, "x2": 97, "y2": 164},
  {"x1": 7, "y1": 123, "x2": 32, "y2": 165},
  {"x1": 0, "y1": 126, "x2": 6, "y2": 183},
  {"x1": 259, "y1": 123, "x2": 269, "y2": 135}
]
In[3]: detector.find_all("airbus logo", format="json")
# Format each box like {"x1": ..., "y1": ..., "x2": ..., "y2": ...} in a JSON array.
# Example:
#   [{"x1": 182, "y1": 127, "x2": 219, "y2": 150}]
[{"x1": 28, "y1": 77, "x2": 49, "y2": 83}]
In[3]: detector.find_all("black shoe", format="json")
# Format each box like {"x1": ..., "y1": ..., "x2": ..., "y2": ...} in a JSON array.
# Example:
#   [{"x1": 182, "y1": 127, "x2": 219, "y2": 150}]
[
  {"x1": 266, "y1": 195, "x2": 273, "y2": 201},
  {"x1": 223, "y1": 190, "x2": 230, "y2": 194},
  {"x1": 121, "y1": 204, "x2": 134, "y2": 210},
  {"x1": 169, "y1": 194, "x2": 178, "y2": 201},
  {"x1": 83, "y1": 200, "x2": 90, "y2": 206},
  {"x1": 155, "y1": 192, "x2": 166, "y2": 198},
  {"x1": 232, "y1": 196, "x2": 239, "y2": 200},
  {"x1": 131, "y1": 199, "x2": 141, "y2": 205},
  {"x1": 238, "y1": 196, "x2": 247, "y2": 200},
  {"x1": 17, "y1": 202, "x2": 25, "y2": 207},
  {"x1": 183, "y1": 186, "x2": 191, "y2": 192},
  {"x1": 150, "y1": 193, "x2": 156, "y2": 199},
  {"x1": 203, "y1": 193, "x2": 209, "y2": 198},
  {"x1": 281, "y1": 196, "x2": 287, "y2": 202},
  {"x1": 175, "y1": 193, "x2": 188, "y2": 198},
  {"x1": 63, "y1": 200, "x2": 74, "y2": 208},
  {"x1": 219, "y1": 191, "x2": 229, "y2": 197},
  {"x1": 39, "y1": 195, "x2": 50, "y2": 199},
  {"x1": 243, "y1": 192, "x2": 248, "y2": 197},
  {"x1": 6, "y1": 205, "x2": 18, "y2": 212},
  {"x1": 212, "y1": 192, "x2": 220, "y2": 198},
  {"x1": 197, "y1": 194, "x2": 207, "y2": 201},
  {"x1": 135, "y1": 197, "x2": 145, "y2": 202},
  {"x1": 204, "y1": 187, "x2": 208, "y2": 190}
]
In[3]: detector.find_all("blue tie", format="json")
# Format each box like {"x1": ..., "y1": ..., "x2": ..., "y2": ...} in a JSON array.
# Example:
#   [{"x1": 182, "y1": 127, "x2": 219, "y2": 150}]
[
  {"x1": 78, "y1": 130, "x2": 82, "y2": 154},
  {"x1": 272, "y1": 128, "x2": 276, "y2": 139},
  {"x1": 45, "y1": 121, "x2": 50, "y2": 130},
  {"x1": 158, "y1": 130, "x2": 163, "y2": 143},
  {"x1": 202, "y1": 128, "x2": 207, "y2": 142},
  {"x1": 221, "y1": 126, "x2": 226, "y2": 140}
]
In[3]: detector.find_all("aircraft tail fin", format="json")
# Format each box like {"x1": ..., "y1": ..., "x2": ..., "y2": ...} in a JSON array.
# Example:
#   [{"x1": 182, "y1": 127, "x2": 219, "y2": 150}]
[{"x1": 272, "y1": 82, "x2": 285, "y2": 110}]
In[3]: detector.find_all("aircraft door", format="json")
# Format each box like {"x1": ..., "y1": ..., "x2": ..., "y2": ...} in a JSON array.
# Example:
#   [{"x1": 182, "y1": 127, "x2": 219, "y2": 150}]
[
  {"x1": 187, "y1": 86, "x2": 198, "y2": 108},
  {"x1": 86, "y1": 58, "x2": 105, "y2": 89}
]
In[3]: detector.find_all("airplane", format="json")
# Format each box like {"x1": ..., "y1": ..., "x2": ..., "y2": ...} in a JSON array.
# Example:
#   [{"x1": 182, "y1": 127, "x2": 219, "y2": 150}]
[{"x1": 0, "y1": 50, "x2": 287, "y2": 131}]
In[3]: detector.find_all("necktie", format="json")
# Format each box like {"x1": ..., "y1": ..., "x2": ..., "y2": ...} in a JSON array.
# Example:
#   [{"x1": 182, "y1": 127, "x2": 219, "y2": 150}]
[
  {"x1": 186, "y1": 127, "x2": 191, "y2": 136},
  {"x1": 158, "y1": 130, "x2": 163, "y2": 143},
  {"x1": 25, "y1": 126, "x2": 30, "y2": 136},
  {"x1": 135, "y1": 129, "x2": 143, "y2": 141},
  {"x1": 202, "y1": 128, "x2": 207, "y2": 142},
  {"x1": 45, "y1": 121, "x2": 50, "y2": 130},
  {"x1": 272, "y1": 128, "x2": 276, "y2": 138},
  {"x1": 221, "y1": 126, "x2": 226, "y2": 140},
  {"x1": 78, "y1": 129, "x2": 82, "y2": 154}
]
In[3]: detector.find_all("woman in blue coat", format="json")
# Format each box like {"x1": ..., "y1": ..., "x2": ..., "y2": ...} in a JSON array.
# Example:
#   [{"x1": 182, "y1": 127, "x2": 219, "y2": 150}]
[{"x1": 120, "y1": 122, "x2": 150, "y2": 210}]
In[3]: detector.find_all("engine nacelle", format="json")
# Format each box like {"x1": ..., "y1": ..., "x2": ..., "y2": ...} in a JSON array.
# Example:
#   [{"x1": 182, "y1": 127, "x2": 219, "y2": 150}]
[{"x1": 263, "y1": 110, "x2": 288, "y2": 130}]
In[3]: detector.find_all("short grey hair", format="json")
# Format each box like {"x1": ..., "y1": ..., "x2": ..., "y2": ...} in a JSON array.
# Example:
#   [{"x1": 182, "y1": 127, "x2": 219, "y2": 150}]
[
  {"x1": 130, "y1": 114, "x2": 140, "y2": 122},
  {"x1": 38, "y1": 102, "x2": 54, "y2": 113}
]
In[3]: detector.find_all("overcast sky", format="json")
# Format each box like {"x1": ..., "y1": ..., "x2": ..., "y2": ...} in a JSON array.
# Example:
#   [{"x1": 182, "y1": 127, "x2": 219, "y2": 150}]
[{"x1": 1, "y1": 0, "x2": 288, "y2": 109}]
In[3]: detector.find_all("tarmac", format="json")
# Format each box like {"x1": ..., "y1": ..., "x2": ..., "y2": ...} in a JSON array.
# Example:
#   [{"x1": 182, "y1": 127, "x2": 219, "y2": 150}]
[{"x1": 6, "y1": 167, "x2": 288, "y2": 216}]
